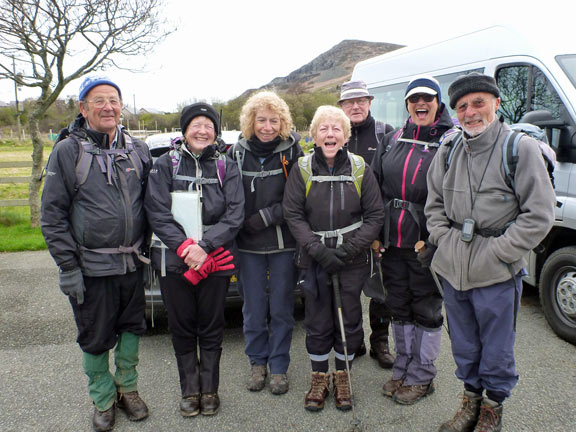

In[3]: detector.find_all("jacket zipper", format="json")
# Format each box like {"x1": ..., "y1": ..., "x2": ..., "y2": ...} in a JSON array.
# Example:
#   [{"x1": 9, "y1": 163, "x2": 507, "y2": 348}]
[{"x1": 396, "y1": 145, "x2": 415, "y2": 247}]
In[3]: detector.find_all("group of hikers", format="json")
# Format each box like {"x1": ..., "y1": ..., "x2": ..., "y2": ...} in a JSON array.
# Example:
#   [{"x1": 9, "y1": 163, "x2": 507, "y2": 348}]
[{"x1": 40, "y1": 72, "x2": 555, "y2": 432}]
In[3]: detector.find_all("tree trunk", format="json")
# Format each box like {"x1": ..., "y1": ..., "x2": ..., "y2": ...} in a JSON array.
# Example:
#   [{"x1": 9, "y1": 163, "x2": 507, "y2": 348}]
[{"x1": 28, "y1": 115, "x2": 44, "y2": 228}]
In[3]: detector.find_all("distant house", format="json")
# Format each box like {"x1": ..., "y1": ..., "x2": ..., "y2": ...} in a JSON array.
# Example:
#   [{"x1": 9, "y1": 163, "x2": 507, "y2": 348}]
[
  {"x1": 0, "y1": 100, "x2": 11, "y2": 108},
  {"x1": 139, "y1": 107, "x2": 165, "y2": 115}
]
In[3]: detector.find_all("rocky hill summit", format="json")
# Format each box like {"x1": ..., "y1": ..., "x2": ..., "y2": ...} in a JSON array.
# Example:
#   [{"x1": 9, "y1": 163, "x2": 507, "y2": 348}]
[{"x1": 263, "y1": 39, "x2": 404, "y2": 94}]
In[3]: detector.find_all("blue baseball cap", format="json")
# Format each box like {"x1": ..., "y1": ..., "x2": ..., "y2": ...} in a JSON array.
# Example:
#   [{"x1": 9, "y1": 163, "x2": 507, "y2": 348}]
[
  {"x1": 78, "y1": 76, "x2": 122, "y2": 101},
  {"x1": 405, "y1": 75, "x2": 442, "y2": 104}
]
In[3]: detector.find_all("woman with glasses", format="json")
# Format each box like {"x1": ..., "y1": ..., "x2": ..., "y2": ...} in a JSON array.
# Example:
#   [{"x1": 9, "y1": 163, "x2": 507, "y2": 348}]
[
  {"x1": 228, "y1": 91, "x2": 304, "y2": 396},
  {"x1": 371, "y1": 75, "x2": 454, "y2": 405},
  {"x1": 145, "y1": 103, "x2": 244, "y2": 417}
]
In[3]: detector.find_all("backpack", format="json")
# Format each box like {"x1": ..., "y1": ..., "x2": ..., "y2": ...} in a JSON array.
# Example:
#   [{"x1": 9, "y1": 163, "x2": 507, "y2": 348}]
[
  {"x1": 51, "y1": 126, "x2": 149, "y2": 190},
  {"x1": 232, "y1": 142, "x2": 292, "y2": 192},
  {"x1": 443, "y1": 123, "x2": 556, "y2": 189},
  {"x1": 375, "y1": 120, "x2": 394, "y2": 145},
  {"x1": 298, "y1": 153, "x2": 365, "y2": 198},
  {"x1": 169, "y1": 136, "x2": 226, "y2": 187}
]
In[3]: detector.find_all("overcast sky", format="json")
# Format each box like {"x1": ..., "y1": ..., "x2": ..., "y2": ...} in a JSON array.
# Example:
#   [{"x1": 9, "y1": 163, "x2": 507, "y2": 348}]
[{"x1": 0, "y1": 0, "x2": 572, "y2": 113}]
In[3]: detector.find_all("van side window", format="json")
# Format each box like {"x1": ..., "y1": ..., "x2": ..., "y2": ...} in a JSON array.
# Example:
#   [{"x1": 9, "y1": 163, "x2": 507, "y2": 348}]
[{"x1": 496, "y1": 65, "x2": 565, "y2": 123}]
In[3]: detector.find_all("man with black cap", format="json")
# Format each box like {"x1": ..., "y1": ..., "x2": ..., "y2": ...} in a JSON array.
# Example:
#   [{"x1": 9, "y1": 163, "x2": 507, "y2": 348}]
[
  {"x1": 338, "y1": 80, "x2": 394, "y2": 369},
  {"x1": 425, "y1": 72, "x2": 555, "y2": 431},
  {"x1": 41, "y1": 76, "x2": 152, "y2": 431}
]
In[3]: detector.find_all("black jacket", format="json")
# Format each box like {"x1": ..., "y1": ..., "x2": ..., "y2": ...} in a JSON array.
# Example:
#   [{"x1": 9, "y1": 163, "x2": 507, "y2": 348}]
[
  {"x1": 371, "y1": 104, "x2": 454, "y2": 249},
  {"x1": 348, "y1": 113, "x2": 393, "y2": 164},
  {"x1": 228, "y1": 133, "x2": 304, "y2": 253},
  {"x1": 283, "y1": 147, "x2": 385, "y2": 268},
  {"x1": 41, "y1": 115, "x2": 152, "y2": 276},
  {"x1": 145, "y1": 143, "x2": 244, "y2": 275}
]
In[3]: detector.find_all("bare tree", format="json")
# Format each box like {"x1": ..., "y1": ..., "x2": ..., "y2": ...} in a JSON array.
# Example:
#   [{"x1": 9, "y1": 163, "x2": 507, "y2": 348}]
[{"x1": 0, "y1": 0, "x2": 170, "y2": 227}]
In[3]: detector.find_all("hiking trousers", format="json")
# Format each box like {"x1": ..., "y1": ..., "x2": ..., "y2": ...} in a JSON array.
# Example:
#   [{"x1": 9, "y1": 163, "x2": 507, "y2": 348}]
[
  {"x1": 442, "y1": 275, "x2": 522, "y2": 399},
  {"x1": 238, "y1": 251, "x2": 295, "y2": 374}
]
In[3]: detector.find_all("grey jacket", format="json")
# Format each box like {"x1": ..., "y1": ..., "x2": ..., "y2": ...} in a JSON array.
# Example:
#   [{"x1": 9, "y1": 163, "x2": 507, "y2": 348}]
[
  {"x1": 41, "y1": 120, "x2": 151, "y2": 277},
  {"x1": 425, "y1": 118, "x2": 555, "y2": 290}
]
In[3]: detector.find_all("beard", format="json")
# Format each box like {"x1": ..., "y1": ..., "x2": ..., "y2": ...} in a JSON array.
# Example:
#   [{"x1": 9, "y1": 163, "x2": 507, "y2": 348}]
[{"x1": 462, "y1": 120, "x2": 489, "y2": 137}]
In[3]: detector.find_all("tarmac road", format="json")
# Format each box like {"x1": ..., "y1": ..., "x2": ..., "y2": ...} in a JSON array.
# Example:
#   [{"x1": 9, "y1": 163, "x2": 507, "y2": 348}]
[{"x1": 0, "y1": 251, "x2": 575, "y2": 432}]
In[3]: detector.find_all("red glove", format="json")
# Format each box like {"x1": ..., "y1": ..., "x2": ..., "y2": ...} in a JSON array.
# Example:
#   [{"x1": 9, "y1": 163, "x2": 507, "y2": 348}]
[
  {"x1": 197, "y1": 247, "x2": 235, "y2": 277},
  {"x1": 182, "y1": 247, "x2": 235, "y2": 286},
  {"x1": 177, "y1": 238, "x2": 196, "y2": 258},
  {"x1": 183, "y1": 268, "x2": 205, "y2": 285}
]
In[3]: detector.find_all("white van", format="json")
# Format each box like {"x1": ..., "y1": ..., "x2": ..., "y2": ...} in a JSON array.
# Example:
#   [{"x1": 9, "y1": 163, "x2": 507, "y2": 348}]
[{"x1": 352, "y1": 25, "x2": 576, "y2": 345}]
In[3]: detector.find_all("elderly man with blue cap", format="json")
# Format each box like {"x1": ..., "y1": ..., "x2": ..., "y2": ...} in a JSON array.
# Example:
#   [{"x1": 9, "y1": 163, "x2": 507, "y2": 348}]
[{"x1": 41, "y1": 76, "x2": 152, "y2": 431}]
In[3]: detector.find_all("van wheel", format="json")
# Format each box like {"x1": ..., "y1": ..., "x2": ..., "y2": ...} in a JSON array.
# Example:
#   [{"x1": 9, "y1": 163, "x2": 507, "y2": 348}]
[{"x1": 539, "y1": 247, "x2": 576, "y2": 345}]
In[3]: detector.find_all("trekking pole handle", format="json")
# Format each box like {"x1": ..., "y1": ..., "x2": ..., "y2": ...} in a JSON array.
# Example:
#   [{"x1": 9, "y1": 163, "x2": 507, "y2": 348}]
[
  {"x1": 331, "y1": 273, "x2": 342, "y2": 309},
  {"x1": 414, "y1": 240, "x2": 426, "y2": 254}
]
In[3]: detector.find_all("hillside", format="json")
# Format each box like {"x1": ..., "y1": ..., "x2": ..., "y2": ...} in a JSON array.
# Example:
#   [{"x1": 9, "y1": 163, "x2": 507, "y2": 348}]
[{"x1": 262, "y1": 39, "x2": 404, "y2": 94}]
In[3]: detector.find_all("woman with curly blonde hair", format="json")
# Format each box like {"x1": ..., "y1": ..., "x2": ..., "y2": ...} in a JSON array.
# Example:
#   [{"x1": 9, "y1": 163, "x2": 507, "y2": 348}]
[{"x1": 228, "y1": 90, "x2": 304, "y2": 395}]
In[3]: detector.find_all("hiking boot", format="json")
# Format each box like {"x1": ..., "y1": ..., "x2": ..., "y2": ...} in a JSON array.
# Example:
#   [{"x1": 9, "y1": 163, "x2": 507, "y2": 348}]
[
  {"x1": 180, "y1": 394, "x2": 200, "y2": 417},
  {"x1": 370, "y1": 341, "x2": 395, "y2": 369},
  {"x1": 474, "y1": 399, "x2": 503, "y2": 432},
  {"x1": 116, "y1": 391, "x2": 149, "y2": 421},
  {"x1": 93, "y1": 405, "x2": 115, "y2": 432},
  {"x1": 269, "y1": 373, "x2": 289, "y2": 395},
  {"x1": 393, "y1": 381, "x2": 435, "y2": 405},
  {"x1": 200, "y1": 393, "x2": 220, "y2": 416},
  {"x1": 332, "y1": 370, "x2": 352, "y2": 411},
  {"x1": 356, "y1": 341, "x2": 367, "y2": 357},
  {"x1": 246, "y1": 364, "x2": 267, "y2": 392},
  {"x1": 438, "y1": 391, "x2": 483, "y2": 432},
  {"x1": 382, "y1": 377, "x2": 404, "y2": 398},
  {"x1": 304, "y1": 372, "x2": 331, "y2": 412}
]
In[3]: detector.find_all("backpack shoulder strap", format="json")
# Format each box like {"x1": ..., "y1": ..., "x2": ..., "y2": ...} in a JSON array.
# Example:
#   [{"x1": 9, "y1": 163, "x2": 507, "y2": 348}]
[
  {"x1": 233, "y1": 143, "x2": 245, "y2": 179},
  {"x1": 502, "y1": 130, "x2": 522, "y2": 189},
  {"x1": 298, "y1": 154, "x2": 314, "y2": 197},
  {"x1": 348, "y1": 153, "x2": 365, "y2": 198},
  {"x1": 75, "y1": 137, "x2": 95, "y2": 189},
  {"x1": 443, "y1": 129, "x2": 463, "y2": 173},
  {"x1": 216, "y1": 152, "x2": 227, "y2": 187},
  {"x1": 375, "y1": 121, "x2": 392, "y2": 145}
]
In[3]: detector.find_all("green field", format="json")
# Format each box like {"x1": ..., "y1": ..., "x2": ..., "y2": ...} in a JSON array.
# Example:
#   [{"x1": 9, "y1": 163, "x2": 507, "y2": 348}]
[{"x1": 0, "y1": 140, "x2": 50, "y2": 252}]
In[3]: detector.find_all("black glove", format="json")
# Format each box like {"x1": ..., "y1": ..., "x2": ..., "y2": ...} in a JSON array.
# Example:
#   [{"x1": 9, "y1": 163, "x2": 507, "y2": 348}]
[
  {"x1": 58, "y1": 267, "x2": 86, "y2": 304},
  {"x1": 243, "y1": 212, "x2": 267, "y2": 234},
  {"x1": 416, "y1": 241, "x2": 437, "y2": 268},
  {"x1": 310, "y1": 245, "x2": 347, "y2": 274},
  {"x1": 336, "y1": 243, "x2": 358, "y2": 261}
]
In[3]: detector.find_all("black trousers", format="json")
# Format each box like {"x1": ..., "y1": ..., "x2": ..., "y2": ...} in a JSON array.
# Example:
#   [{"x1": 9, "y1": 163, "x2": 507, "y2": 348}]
[
  {"x1": 70, "y1": 270, "x2": 146, "y2": 355},
  {"x1": 160, "y1": 273, "x2": 227, "y2": 356},
  {"x1": 380, "y1": 247, "x2": 443, "y2": 328},
  {"x1": 304, "y1": 264, "x2": 368, "y2": 357}
]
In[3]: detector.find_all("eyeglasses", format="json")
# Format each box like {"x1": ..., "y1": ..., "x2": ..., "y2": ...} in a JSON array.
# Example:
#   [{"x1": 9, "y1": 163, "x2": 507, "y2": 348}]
[
  {"x1": 407, "y1": 94, "x2": 436, "y2": 104},
  {"x1": 455, "y1": 98, "x2": 488, "y2": 113},
  {"x1": 85, "y1": 97, "x2": 122, "y2": 108},
  {"x1": 341, "y1": 98, "x2": 369, "y2": 108},
  {"x1": 189, "y1": 122, "x2": 214, "y2": 132}
]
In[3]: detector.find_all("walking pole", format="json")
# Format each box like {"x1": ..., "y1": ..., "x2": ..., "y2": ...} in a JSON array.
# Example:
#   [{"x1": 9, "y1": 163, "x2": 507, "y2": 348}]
[
  {"x1": 414, "y1": 240, "x2": 443, "y2": 297},
  {"x1": 331, "y1": 273, "x2": 363, "y2": 432}
]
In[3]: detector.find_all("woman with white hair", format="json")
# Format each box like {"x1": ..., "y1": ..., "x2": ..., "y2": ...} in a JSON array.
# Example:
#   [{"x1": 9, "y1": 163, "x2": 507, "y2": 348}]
[{"x1": 283, "y1": 105, "x2": 384, "y2": 412}]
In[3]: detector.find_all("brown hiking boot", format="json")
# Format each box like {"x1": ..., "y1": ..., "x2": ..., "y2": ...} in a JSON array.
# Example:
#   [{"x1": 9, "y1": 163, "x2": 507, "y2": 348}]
[
  {"x1": 474, "y1": 399, "x2": 503, "y2": 432},
  {"x1": 269, "y1": 373, "x2": 289, "y2": 395},
  {"x1": 200, "y1": 393, "x2": 220, "y2": 416},
  {"x1": 93, "y1": 405, "x2": 115, "y2": 432},
  {"x1": 116, "y1": 391, "x2": 149, "y2": 421},
  {"x1": 246, "y1": 364, "x2": 267, "y2": 392},
  {"x1": 393, "y1": 381, "x2": 435, "y2": 405},
  {"x1": 332, "y1": 370, "x2": 352, "y2": 411},
  {"x1": 438, "y1": 391, "x2": 483, "y2": 432},
  {"x1": 382, "y1": 377, "x2": 404, "y2": 398},
  {"x1": 370, "y1": 341, "x2": 395, "y2": 369},
  {"x1": 304, "y1": 372, "x2": 330, "y2": 412}
]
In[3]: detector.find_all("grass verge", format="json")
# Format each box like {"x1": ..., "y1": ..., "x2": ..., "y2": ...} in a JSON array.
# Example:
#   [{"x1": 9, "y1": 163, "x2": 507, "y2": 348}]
[{"x1": 0, "y1": 207, "x2": 47, "y2": 252}]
